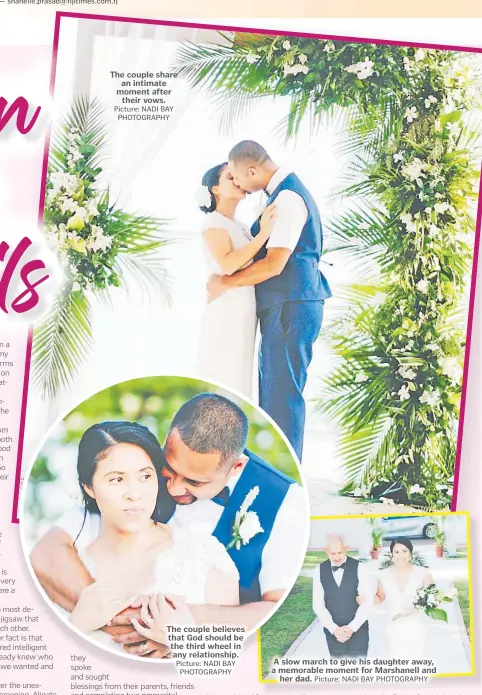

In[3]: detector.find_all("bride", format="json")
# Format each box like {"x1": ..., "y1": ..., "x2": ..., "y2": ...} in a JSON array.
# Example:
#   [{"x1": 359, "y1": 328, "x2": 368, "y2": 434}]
[
  {"x1": 195, "y1": 162, "x2": 276, "y2": 398},
  {"x1": 375, "y1": 538, "x2": 434, "y2": 658},
  {"x1": 59, "y1": 421, "x2": 239, "y2": 654}
]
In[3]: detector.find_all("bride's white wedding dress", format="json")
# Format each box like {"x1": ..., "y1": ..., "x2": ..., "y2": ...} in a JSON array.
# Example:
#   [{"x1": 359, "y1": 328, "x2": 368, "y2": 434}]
[
  {"x1": 196, "y1": 211, "x2": 257, "y2": 399},
  {"x1": 378, "y1": 565, "x2": 428, "y2": 659},
  {"x1": 55, "y1": 527, "x2": 239, "y2": 654}
]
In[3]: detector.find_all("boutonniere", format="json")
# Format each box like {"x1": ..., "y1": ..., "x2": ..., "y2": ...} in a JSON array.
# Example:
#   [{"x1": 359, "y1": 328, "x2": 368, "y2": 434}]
[{"x1": 226, "y1": 486, "x2": 264, "y2": 550}]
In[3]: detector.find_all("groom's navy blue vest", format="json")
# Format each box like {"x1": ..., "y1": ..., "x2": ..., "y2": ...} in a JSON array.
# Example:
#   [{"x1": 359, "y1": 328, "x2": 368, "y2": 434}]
[
  {"x1": 319, "y1": 556, "x2": 363, "y2": 627},
  {"x1": 251, "y1": 172, "x2": 332, "y2": 313},
  {"x1": 213, "y1": 449, "x2": 295, "y2": 605}
]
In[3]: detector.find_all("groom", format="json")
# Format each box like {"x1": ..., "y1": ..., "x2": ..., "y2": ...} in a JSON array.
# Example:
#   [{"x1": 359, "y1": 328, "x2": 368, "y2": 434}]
[
  {"x1": 30, "y1": 393, "x2": 307, "y2": 658},
  {"x1": 207, "y1": 141, "x2": 332, "y2": 461},
  {"x1": 313, "y1": 533, "x2": 373, "y2": 658}
]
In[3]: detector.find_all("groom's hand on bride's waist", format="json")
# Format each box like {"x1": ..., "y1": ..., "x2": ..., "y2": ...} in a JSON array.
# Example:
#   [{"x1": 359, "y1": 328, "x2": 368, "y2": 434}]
[{"x1": 207, "y1": 273, "x2": 227, "y2": 302}]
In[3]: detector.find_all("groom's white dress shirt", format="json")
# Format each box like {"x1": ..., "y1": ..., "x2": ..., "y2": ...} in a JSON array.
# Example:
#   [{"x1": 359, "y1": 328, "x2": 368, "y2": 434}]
[
  {"x1": 55, "y1": 471, "x2": 308, "y2": 598},
  {"x1": 312, "y1": 560, "x2": 374, "y2": 634},
  {"x1": 265, "y1": 168, "x2": 308, "y2": 253}
]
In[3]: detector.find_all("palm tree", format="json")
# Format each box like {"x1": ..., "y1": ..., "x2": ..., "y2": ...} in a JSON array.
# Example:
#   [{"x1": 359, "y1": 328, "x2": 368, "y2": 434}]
[{"x1": 33, "y1": 97, "x2": 173, "y2": 400}]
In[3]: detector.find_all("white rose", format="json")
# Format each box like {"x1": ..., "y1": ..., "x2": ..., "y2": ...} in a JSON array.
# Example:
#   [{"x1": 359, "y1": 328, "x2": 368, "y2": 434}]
[
  {"x1": 283, "y1": 40, "x2": 291, "y2": 50},
  {"x1": 239, "y1": 486, "x2": 260, "y2": 515},
  {"x1": 238, "y1": 511, "x2": 264, "y2": 544}
]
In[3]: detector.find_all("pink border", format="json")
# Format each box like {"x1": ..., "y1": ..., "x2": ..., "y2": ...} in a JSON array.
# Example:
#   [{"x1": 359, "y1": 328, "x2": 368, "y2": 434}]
[{"x1": 11, "y1": 11, "x2": 482, "y2": 523}]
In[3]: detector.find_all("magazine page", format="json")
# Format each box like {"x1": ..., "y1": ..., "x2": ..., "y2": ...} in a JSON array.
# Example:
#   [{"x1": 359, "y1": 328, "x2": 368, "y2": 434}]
[{"x1": 0, "y1": 5, "x2": 481, "y2": 695}]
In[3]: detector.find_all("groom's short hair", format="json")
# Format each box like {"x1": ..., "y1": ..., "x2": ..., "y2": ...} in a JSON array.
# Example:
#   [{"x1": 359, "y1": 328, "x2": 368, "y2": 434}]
[
  {"x1": 168, "y1": 393, "x2": 249, "y2": 468},
  {"x1": 229, "y1": 140, "x2": 271, "y2": 165}
]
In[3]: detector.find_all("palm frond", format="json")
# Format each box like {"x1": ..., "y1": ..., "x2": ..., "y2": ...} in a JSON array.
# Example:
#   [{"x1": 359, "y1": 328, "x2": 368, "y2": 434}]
[
  {"x1": 115, "y1": 253, "x2": 173, "y2": 306},
  {"x1": 174, "y1": 41, "x2": 270, "y2": 96},
  {"x1": 338, "y1": 415, "x2": 393, "y2": 483},
  {"x1": 50, "y1": 96, "x2": 108, "y2": 173},
  {"x1": 32, "y1": 289, "x2": 93, "y2": 400}
]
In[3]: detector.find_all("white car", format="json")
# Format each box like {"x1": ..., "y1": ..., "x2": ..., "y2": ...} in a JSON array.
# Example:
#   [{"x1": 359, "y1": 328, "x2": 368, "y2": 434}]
[{"x1": 380, "y1": 515, "x2": 438, "y2": 540}]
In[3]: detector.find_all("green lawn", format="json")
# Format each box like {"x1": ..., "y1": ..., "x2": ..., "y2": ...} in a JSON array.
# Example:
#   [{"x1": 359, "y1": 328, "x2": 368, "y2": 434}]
[
  {"x1": 453, "y1": 579, "x2": 471, "y2": 640},
  {"x1": 259, "y1": 576, "x2": 315, "y2": 679}
]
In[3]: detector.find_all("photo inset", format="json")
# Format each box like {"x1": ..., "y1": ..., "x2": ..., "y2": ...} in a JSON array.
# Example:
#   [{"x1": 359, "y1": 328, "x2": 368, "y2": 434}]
[
  {"x1": 20, "y1": 376, "x2": 309, "y2": 661},
  {"x1": 259, "y1": 512, "x2": 474, "y2": 682},
  {"x1": 23, "y1": 16, "x2": 482, "y2": 522}
]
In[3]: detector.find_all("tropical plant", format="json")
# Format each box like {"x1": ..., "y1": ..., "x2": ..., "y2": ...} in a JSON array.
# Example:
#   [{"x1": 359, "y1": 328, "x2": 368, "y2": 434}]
[
  {"x1": 435, "y1": 518, "x2": 446, "y2": 548},
  {"x1": 379, "y1": 549, "x2": 428, "y2": 569},
  {"x1": 174, "y1": 34, "x2": 482, "y2": 508},
  {"x1": 371, "y1": 525, "x2": 384, "y2": 550},
  {"x1": 33, "y1": 97, "x2": 173, "y2": 399}
]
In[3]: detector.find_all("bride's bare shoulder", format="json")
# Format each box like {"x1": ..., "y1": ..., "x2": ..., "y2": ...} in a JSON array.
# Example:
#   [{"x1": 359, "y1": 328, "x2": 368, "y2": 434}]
[{"x1": 152, "y1": 522, "x2": 173, "y2": 549}]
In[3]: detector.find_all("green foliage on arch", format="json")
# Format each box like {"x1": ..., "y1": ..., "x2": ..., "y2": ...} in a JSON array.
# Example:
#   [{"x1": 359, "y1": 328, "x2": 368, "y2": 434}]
[{"x1": 175, "y1": 34, "x2": 482, "y2": 508}]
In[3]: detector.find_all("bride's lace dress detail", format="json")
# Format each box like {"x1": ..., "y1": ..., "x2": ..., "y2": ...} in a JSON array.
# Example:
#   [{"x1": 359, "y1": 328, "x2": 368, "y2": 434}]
[
  {"x1": 196, "y1": 211, "x2": 257, "y2": 398},
  {"x1": 56, "y1": 528, "x2": 239, "y2": 653},
  {"x1": 378, "y1": 565, "x2": 428, "y2": 659}
]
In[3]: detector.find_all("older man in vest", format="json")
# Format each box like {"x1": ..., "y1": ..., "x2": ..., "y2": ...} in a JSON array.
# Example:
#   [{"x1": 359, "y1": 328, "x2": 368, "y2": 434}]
[
  {"x1": 313, "y1": 533, "x2": 374, "y2": 658},
  {"x1": 207, "y1": 141, "x2": 332, "y2": 461}
]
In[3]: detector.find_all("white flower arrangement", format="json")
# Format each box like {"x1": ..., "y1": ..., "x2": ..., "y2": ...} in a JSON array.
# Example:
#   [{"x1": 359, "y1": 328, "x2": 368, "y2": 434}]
[
  {"x1": 416, "y1": 279, "x2": 429, "y2": 293},
  {"x1": 414, "y1": 48, "x2": 425, "y2": 62},
  {"x1": 226, "y1": 486, "x2": 264, "y2": 551},
  {"x1": 419, "y1": 389, "x2": 440, "y2": 406},
  {"x1": 353, "y1": 486, "x2": 370, "y2": 498},
  {"x1": 439, "y1": 356, "x2": 463, "y2": 383},
  {"x1": 402, "y1": 158, "x2": 426, "y2": 182},
  {"x1": 195, "y1": 185, "x2": 213, "y2": 209},
  {"x1": 284, "y1": 62, "x2": 309, "y2": 76},
  {"x1": 398, "y1": 364, "x2": 417, "y2": 380},
  {"x1": 345, "y1": 57, "x2": 374, "y2": 80},
  {"x1": 414, "y1": 584, "x2": 455, "y2": 622}
]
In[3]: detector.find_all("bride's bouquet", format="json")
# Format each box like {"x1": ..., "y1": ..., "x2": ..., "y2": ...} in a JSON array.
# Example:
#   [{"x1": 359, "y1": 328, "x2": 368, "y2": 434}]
[{"x1": 413, "y1": 584, "x2": 457, "y2": 622}]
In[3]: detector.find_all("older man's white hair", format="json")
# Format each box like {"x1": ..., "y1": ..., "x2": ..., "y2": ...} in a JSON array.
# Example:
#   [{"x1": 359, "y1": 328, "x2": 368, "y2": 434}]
[{"x1": 325, "y1": 532, "x2": 347, "y2": 548}]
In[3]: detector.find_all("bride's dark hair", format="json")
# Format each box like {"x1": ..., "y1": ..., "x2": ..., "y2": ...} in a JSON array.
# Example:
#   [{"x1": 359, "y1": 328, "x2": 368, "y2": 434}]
[
  {"x1": 74, "y1": 421, "x2": 175, "y2": 544},
  {"x1": 199, "y1": 162, "x2": 227, "y2": 213},
  {"x1": 390, "y1": 538, "x2": 413, "y2": 555}
]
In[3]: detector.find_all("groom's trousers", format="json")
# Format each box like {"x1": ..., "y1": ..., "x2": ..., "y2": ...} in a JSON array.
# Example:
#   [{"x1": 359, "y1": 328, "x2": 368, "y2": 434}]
[{"x1": 258, "y1": 299, "x2": 324, "y2": 461}]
